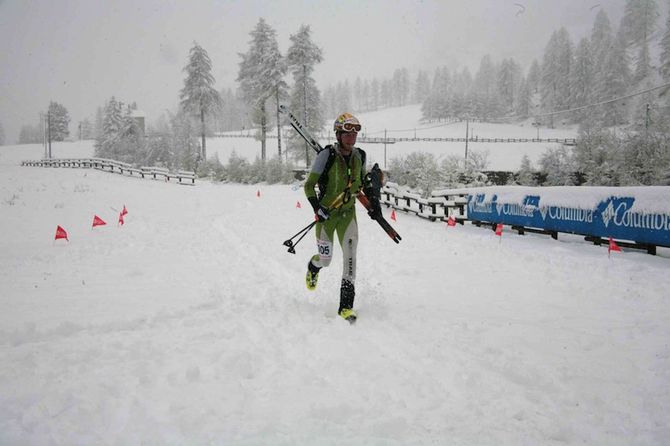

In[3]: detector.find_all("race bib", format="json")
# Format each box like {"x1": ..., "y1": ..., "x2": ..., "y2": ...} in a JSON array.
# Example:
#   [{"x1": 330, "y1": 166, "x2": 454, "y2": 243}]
[{"x1": 317, "y1": 238, "x2": 333, "y2": 261}]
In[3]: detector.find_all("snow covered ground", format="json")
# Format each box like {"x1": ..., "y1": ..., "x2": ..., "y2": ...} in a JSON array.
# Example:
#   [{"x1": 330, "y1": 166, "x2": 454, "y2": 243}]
[
  {"x1": 209, "y1": 104, "x2": 579, "y2": 171},
  {"x1": 1, "y1": 141, "x2": 669, "y2": 445}
]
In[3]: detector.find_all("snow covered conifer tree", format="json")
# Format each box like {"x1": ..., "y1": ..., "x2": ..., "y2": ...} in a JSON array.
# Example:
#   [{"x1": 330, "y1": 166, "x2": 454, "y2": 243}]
[
  {"x1": 515, "y1": 77, "x2": 531, "y2": 118},
  {"x1": 370, "y1": 78, "x2": 380, "y2": 110},
  {"x1": 414, "y1": 70, "x2": 431, "y2": 104},
  {"x1": 101, "y1": 97, "x2": 123, "y2": 151},
  {"x1": 570, "y1": 38, "x2": 595, "y2": 123},
  {"x1": 497, "y1": 58, "x2": 522, "y2": 115},
  {"x1": 517, "y1": 154, "x2": 536, "y2": 186},
  {"x1": 621, "y1": 0, "x2": 660, "y2": 83},
  {"x1": 474, "y1": 55, "x2": 499, "y2": 120},
  {"x1": 660, "y1": 0, "x2": 670, "y2": 79},
  {"x1": 432, "y1": 67, "x2": 452, "y2": 120},
  {"x1": 47, "y1": 101, "x2": 70, "y2": 141},
  {"x1": 392, "y1": 68, "x2": 410, "y2": 107},
  {"x1": 555, "y1": 28, "x2": 574, "y2": 113},
  {"x1": 574, "y1": 120, "x2": 619, "y2": 185},
  {"x1": 238, "y1": 19, "x2": 285, "y2": 162},
  {"x1": 597, "y1": 30, "x2": 630, "y2": 126},
  {"x1": 541, "y1": 31, "x2": 561, "y2": 126},
  {"x1": 180, "y1": 42, "x2": 221, "y2": 162},
  {"x1": 591, "y1": 9, "x2": 614, "y2": 71},
  {"x1": 286, "y1": 24, "x2": 323, "y2": 167},
  {"x1": 353, "y1": 77, "x2": 363, "y2": 110},
  {"x1": 539, "y1": 146, "x2": 577, "y2": 185},
  {"x1": 421, "y1": 67, "x2": 442, "y2": 121},
  {"x1": 361, "y1": 79, "x2": 371, "y2": 111},
  {"x1": 526, "y1": 59, "x2": 541, "y2": 95}
]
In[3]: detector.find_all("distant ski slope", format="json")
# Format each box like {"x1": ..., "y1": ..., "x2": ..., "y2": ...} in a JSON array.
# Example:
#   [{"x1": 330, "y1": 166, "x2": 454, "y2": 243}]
[{"x1": 210, "y1": 104, "x2": 579, "y2": 171}]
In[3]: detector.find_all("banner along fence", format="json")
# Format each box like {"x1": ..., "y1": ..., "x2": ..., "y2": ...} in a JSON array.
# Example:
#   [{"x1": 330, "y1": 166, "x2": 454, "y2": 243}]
[{"x1": 380, "y1": 184, "x2": 670, "y2": 255}]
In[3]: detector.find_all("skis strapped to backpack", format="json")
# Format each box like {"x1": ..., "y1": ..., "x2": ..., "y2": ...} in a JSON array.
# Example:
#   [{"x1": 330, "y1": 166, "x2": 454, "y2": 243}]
[{"x1": 279, "y1": 105, "x2": 401, "y2": 244}]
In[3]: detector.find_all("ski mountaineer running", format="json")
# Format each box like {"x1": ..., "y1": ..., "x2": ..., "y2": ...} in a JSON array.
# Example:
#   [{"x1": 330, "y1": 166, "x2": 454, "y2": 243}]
[{"x1": 304, "y1": 112, "x2": 383, "y2": 323}]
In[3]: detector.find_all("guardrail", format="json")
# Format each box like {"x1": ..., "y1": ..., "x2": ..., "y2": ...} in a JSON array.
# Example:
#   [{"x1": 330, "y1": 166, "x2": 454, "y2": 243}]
[{"x1": 21, "y1": 158, "x2": 195, "y2": 185}]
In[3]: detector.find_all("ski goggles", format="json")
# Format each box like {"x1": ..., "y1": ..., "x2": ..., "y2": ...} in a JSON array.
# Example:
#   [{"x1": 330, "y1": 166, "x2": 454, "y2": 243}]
[{"x1": 341, "y1": 122, "x2": 361, "y2": 133}]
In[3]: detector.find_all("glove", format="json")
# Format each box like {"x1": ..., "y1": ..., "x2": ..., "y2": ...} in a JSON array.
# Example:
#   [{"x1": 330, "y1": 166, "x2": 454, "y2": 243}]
[
  {"x1": 315, "y1": 205, "x2": 330, "y2": 222},
  {"x1": 308, "y1": 196, "x2": 329, "y2": 222}
]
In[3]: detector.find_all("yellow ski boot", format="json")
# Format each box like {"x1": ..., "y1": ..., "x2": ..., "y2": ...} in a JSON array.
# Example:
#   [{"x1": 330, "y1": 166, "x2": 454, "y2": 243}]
[
  {"x1": 306, "y1": 261, "x2": 320, "y2": 291},
  {"x1": 338, "y1": 308, "x2": 357, "y2": 324}
]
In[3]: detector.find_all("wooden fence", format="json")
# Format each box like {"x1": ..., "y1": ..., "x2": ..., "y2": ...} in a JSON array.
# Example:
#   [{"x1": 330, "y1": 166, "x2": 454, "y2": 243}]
[
  {"x1": 359, "y1": 136, "x2": 577, "y2": 145},
  {"x1": 21, "y1": 158, "x2": 196, "y2": 185},
  {"x1": 213, "y1": 132, "x2": 576, "y2": 145},
  {"x1": 380, "y1": 182, "x2": 468, "y2": 223}
]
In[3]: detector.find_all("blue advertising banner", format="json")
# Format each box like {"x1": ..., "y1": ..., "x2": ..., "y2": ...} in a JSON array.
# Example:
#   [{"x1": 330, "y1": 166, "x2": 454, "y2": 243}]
[{"x1": 467, "y1": 192, "x2": 670, "y2": 247}]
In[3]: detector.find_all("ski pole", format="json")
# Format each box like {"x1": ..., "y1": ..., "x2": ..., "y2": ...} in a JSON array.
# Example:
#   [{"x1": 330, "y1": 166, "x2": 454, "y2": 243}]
[
  {"x1": 283, "y1": 220, "x2": 317, "y2": 254},
  {"x1": 283, "y1": 193, "x2": 348, "y2": 254},
  {"x1": 284, "y1": 221, "x2": 316, "y2": 254}
]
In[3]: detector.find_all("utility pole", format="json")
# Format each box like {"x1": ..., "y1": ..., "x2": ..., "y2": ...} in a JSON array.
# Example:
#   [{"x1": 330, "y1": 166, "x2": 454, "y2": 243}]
[
  {"x1": 47, "y1": 109, "x2": 52, "y2": 159},
  {"x1": 384, "y1": 129, "x2": 387, "y2": 169},
  {"x1": 464, "y1": 118, "x2": 469, "y2": 160},
  {"x1": 645, "y1": 103, "x2": 650, "y2": 138},
  {"x1": 303, "y1": 65, "x2": 309, "y2": 168},
  {"x1": 41, "y1": 112, "x2": 47, "y2": 158},
  {"x1": 275, "y1": 87, "x2": 282, "y2": 159}
]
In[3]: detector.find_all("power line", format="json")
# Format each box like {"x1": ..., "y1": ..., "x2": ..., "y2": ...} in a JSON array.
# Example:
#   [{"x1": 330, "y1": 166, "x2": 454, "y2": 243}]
[
  {"x1": 365, "y1": 118, "x2": 463, "y2": 136},
  {"x1": 534, "y1": 81, "x2": 670, "y2": 118}
]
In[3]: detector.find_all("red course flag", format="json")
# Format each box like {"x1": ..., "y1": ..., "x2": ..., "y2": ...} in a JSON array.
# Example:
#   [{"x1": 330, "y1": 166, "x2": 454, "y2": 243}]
[
  {"x1": 92, "y1": 215, "x2": 106, "y2": 228},
  {"x1": 296, "y1": 201, "x2": 302, "y2": 209},
  {"x1": 447, "y1": 216, "x2": 457, "y2": 227},
  {"x1": 608, "y1": 237, "x2": 622, "y2": 255},
  {"x1": 55, "y1": 225, "x2": 69, "y2": 241},
  {"x1": 391, "y1": 210, "x2": 397, "y2": 221},
  {"x1": 118, "y1": 212, "x2": 125, "y2": 226},
  {"x1": 121, "y1": 205, "x2": 128, "y2": 216},
  {"x1": 495, "y1": 223, "x2": 504, "y2": 236},
  {"x1": 257, "y1": 190, "x2": 261, "y2": 198}
]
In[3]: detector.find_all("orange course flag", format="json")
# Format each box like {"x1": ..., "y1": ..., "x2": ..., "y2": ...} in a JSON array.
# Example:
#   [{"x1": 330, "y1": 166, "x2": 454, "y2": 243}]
[{"x1": 447, "y1": 216, "x2": 456, "y2": 227}]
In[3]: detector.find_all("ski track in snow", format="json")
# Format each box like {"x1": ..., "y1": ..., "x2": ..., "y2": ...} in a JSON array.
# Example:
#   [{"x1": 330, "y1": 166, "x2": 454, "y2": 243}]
[{"x1": 1, "y1": 142, "x2": 669, "y2": 445}]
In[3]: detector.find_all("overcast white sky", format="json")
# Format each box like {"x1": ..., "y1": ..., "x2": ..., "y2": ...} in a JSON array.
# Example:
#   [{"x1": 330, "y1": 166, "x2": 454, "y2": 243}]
[{"x1": 0, "y1": 0, "x2": 651, "y2": 143}]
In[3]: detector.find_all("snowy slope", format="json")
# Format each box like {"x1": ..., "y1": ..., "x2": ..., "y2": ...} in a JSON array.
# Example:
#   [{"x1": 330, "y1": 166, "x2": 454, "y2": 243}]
[
  {"x1": 209, "y1": 104, "x2": 578, "y2": 171},
  {"x1": 1, "y1": 142, "x2": 669, "y2": 445}
]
